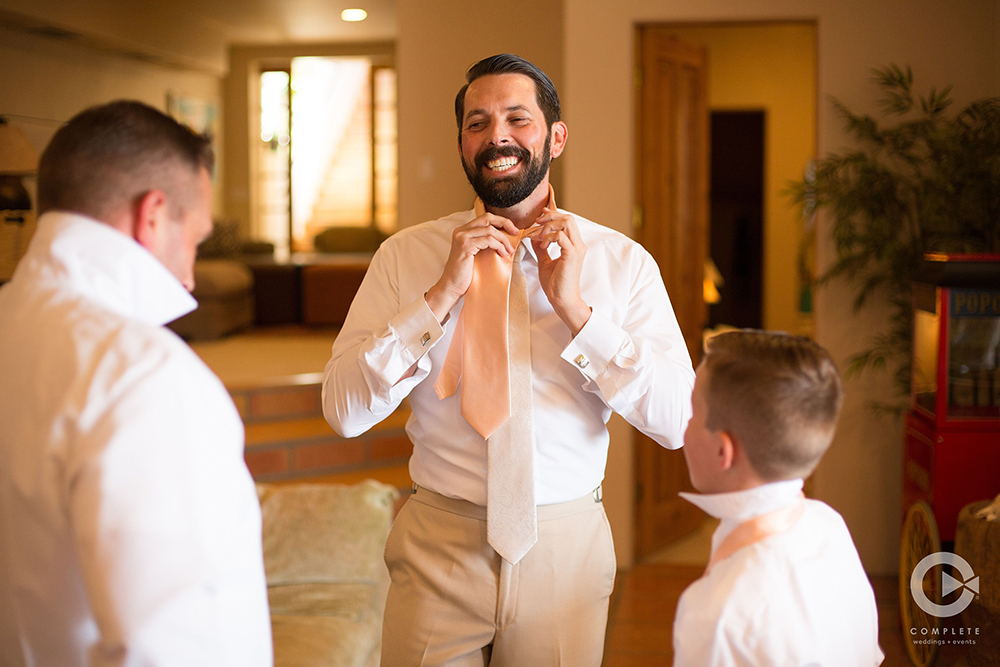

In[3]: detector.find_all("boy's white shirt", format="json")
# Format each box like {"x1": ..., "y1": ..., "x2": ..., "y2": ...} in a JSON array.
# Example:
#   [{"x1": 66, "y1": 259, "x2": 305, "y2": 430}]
[{"x1": 673, "y1": 480, "x2": 884, "y2": 667}]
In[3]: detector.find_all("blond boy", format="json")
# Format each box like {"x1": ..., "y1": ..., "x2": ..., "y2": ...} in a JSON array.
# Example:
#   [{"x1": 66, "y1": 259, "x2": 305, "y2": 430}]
[{"x1": 673, "y1": 331, "x2": 883, "y2": 666}]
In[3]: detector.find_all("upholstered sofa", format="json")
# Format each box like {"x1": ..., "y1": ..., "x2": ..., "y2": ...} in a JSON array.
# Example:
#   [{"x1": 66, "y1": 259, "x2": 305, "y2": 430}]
[
  {"x1": 167, "y1": 219, "x2": 267, "y2": 340},
  {"x1": 257, "y1": 480, "x2": 399, "y2": 667},
  {"x1": 168, "y1": 259, "x2": 255, "y2": 340}
]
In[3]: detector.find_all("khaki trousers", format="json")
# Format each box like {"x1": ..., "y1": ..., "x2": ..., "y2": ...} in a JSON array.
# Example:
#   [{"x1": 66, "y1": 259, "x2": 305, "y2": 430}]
[{"x1": 381, "y1": 487, "x2": 616, "y2": 667}]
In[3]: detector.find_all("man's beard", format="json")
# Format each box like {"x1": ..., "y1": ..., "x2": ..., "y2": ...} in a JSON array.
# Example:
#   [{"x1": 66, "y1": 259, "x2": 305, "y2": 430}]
[{"x1": 462, "y1": 133, "x2": 552, "y2": 209}]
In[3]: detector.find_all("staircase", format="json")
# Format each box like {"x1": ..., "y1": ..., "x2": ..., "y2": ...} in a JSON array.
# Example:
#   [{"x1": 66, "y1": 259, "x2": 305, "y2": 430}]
[
  {"x1": 303, "y1": 101, "x2": 373, "y2": 245},
  {"x1": 229, "y1": 374, "x2": 412, "y2": 489}
]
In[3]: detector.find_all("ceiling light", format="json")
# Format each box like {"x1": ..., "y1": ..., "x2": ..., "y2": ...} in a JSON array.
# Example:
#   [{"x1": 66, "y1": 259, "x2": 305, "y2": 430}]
[{"x1": 341, "y1": 8, "x2": 367, "y2": 21}]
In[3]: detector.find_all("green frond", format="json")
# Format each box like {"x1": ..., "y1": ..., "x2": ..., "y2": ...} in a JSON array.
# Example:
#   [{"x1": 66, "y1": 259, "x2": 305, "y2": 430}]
[
  {"x1": 873, "y1": 64, "x2": 914, "y2": 115},
  {"x1": 786, "y1": 64, "x2": 999, "y2": 416},
  {"x1": 921, "y1": 85, "x2": 954, "y2": 115}
]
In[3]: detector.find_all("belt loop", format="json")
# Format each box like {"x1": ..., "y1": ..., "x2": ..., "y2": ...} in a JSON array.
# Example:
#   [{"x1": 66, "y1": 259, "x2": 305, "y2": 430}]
[{"x1": 593, "y1": 486, "x2": 602, "y2": 503}]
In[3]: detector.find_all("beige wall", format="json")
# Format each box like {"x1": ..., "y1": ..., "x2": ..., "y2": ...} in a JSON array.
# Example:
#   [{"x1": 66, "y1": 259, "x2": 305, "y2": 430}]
[
  {"x1": 666, "y1": 23, "x2": 816, "y2": 336},
  {"x1": 0, "y1": 0, "x2": 228, "y2": 73},
  {"x1": 396, "y1": 0, "x2": 564, "y2": 228},
  {"x1": 564, "y1": 0, "x2": 999, "y2": 574},
  {"x1": 0, "y1": 23, "x2": 224, "y2": 214}
]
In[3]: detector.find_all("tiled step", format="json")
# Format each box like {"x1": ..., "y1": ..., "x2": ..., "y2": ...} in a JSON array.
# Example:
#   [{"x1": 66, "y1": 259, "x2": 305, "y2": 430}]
[{"x1": 229, "y1": 374, "x2": 412, "y2": 487}]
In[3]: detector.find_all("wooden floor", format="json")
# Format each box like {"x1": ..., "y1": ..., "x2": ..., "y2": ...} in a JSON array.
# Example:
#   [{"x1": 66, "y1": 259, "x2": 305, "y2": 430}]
[{"x1": 602, "y1": 564, "x2": 970, "y2": 666}]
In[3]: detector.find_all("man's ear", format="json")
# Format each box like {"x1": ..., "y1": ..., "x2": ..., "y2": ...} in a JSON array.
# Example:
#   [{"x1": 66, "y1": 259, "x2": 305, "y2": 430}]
[
  {"x1": 718, "y1": 431, "x2": 738, "y2": 472},
  {"x1": 132, "y1": 189, "x2": 168, "y2": 252},
  {"x1": 549, "y1": 121, "x2": 568, "y2": 159}
]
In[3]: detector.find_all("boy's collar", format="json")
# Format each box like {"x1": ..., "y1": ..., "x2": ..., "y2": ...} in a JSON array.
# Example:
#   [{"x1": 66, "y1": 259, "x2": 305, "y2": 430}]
[{"x1": 679, "y1": 478, "x2": 804, "y2": 522}]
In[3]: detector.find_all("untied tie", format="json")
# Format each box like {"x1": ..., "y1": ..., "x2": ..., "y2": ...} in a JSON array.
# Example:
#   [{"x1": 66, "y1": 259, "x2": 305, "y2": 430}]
[{"x1": 433, "y1": 186, "x2": 557, "y2": 563}]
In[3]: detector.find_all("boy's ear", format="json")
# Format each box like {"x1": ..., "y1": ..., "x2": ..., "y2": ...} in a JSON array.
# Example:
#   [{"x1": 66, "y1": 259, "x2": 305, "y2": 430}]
[{"x1": 718, "y1": 431, "x2": 737, "y2": 472}]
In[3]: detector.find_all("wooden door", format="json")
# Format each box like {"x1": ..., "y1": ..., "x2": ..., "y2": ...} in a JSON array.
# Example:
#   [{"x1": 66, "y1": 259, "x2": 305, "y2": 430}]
[{"x1": 634, "y1": 28, "x2": 710, "y2": 560}]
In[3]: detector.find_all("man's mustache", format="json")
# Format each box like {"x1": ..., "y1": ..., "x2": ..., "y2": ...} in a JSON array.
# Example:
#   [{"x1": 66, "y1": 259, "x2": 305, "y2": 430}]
[{"x1": 475, "y1": 145, "x2": 531, "y2": 170}]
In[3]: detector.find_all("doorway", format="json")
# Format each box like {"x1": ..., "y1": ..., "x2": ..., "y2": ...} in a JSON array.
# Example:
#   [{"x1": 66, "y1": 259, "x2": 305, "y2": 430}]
[
  {"x1": 708, "y1": 110, "x2": 764, "y2": 330},
  {"x1": 634, "y1": 22, "x2": 817, "y2": 561},
  {"x1": 256, "y1": 57, "x2": 398, "y2": 255}
]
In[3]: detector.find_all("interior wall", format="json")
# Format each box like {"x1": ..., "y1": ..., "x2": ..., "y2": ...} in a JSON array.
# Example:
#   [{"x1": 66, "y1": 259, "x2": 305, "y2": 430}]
[
  {"x1": 0, "y1": 0, "x2": 228, "y2": 73},
  {"x1": 0, "y1": 24, "x2": 224, "y2": 214},
  {"x1": 665, "y1": 23, "x2": 816, "y2": 336},
  {"x1": 396, "y1": 0, "x2": 564, "y2": 229},
  {"x1": 565, "y1": 0, "x2": 999, "y2": 574}
]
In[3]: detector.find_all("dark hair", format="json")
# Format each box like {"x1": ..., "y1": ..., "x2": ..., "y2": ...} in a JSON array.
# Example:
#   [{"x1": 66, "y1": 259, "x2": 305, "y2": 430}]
[
  {"x1": 454, "y1": 54, "x2": 560, "y2": 133},
  {"x1": 37, "y1": 100, "x2": 214, "y2": 220},
  {"x1": 702, "y1": 330, "x2": 844, "y2": 481}
]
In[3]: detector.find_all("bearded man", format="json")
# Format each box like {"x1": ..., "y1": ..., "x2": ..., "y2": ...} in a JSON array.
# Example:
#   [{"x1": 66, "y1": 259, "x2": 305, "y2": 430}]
[{"x1": 323, "y1": 53, "x2": 693, "y2": 667}]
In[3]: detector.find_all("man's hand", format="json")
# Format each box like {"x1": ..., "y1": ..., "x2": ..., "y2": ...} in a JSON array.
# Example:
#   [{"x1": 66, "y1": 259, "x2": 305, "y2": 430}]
[
  {"x1": 532, "y1": 208, "x2": 591, "y2": 336},
  {"x1": 424, "y1": 213, "x2": 518, "y2": 322}
]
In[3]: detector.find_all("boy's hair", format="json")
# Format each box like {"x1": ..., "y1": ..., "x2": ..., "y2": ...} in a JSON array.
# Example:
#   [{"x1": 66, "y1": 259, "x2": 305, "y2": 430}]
[{"x1": 702, "y1": 330, "x2": 843, "y2": 481}]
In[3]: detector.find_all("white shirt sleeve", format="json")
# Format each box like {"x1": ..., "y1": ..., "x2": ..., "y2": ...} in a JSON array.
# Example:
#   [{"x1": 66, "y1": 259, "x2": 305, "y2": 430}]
[
  {"x1": 66, "y1": 341, "x2": 272, "y2": 667},
  {"x1": 322, "y1": 244, "x2": 447, "y2": 438},
  {"x1": 561, "y1": 245, "x2": 694, "y2": 449}
]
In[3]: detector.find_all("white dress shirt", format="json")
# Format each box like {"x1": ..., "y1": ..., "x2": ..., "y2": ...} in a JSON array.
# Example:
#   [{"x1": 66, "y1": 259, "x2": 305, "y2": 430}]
[
  {"x1": 323, "y1": 206, "x2": 694, "y2": 506},
  {"x1": 0, "y1": 213, "x2": 272, "y2": 667},
  {"x1": 673, "y1": 480, "x2": 884, "y2": 666}
]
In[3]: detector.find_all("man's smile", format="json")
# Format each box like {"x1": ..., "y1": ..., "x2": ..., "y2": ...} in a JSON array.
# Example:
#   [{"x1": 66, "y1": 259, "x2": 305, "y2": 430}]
[
  {"x1": 486, "y1": 156, "x2": 521, "y2": 172},
  {"x1": 464, "y1": 133, "x2": 549, "y2": 208}
]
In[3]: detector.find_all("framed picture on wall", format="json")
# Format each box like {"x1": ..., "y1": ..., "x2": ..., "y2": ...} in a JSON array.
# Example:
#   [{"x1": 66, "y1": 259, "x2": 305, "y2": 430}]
[
  {"x1": 166, "y1": 92, "x2": 216, "y2": 137},
  {"x1": 166, "y1": 92, "x2": 218, "y2": 186}
]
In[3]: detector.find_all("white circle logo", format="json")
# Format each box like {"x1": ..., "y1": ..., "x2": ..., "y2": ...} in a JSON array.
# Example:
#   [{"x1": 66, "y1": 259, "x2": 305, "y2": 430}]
[{"x1": 910, "y1": 552, "x2": 980, "y2": 618}]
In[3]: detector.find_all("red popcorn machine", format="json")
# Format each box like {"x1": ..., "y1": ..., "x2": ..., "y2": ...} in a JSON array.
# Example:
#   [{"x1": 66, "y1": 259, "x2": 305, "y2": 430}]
[{"x1": 900, "y1": 253, "x2": 1000, "y2": 666}]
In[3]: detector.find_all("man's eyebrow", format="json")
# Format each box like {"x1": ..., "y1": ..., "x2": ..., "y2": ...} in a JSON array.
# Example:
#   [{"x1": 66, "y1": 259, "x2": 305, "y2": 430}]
[{"x1": 464, "y1": 105, "x2": 533, "y2": 121}]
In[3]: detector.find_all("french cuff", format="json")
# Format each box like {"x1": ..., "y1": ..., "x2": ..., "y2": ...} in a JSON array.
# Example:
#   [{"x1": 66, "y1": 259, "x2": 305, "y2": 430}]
[
  {"x1": 560, "y1": 310, "x2": 626, "y2": 381},
  {"x1": 389, "y1": 294, "x2": 447, "y2": 361}
]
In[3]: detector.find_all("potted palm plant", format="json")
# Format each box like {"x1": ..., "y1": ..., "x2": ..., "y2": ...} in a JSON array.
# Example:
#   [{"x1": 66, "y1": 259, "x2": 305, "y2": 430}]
[{"x1": 789, "y1": 65, "x2": 1000, "y2": 411}]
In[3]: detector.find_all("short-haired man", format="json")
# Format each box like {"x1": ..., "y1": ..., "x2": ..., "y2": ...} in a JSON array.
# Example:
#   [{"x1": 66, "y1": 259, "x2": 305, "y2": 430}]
[
  {"x1": 323, "y1": 54, "x2": 693, "y2": 665},
  {"x1": 673, "y1": 330, "x2": 883, "y2": 665},
  {"x1": 0, "y1": 101, "x2": 272, "y2": 666}
]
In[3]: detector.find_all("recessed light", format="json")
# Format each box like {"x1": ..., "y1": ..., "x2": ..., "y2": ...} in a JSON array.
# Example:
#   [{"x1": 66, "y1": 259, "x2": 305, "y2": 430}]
[{"x1": 341, "y1": 8, "x2": 367, "y2": 21}]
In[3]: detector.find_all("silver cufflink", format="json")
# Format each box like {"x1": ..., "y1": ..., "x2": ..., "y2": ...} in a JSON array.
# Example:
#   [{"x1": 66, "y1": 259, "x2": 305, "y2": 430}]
[{"x1": 574, "y1": 354, "x2": 589, "y2": 369}]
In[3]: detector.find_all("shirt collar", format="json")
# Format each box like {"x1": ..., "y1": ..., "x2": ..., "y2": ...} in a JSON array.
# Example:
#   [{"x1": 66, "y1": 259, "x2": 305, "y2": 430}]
[
  {"x1": 679, "y1": 478, "x2": 805, "y2": 522},
  {"x1": 520, "y1": 234, "x2": 540, "y2": 262},
  {"x1": 470, "y1": 184, "x2": 560, "y2": 265},
  {"x1": 30, "y1": 211, "x2": 197, "y2": 326}
]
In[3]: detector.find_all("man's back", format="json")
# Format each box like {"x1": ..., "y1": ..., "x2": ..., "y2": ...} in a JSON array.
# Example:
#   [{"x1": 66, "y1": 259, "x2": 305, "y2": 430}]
[
  {"x1": 673, "y1": 499, "x2": 882, "y2": 666},
  {"x1": 0, "y1": 214, "x2": 271, "y2": 666}
]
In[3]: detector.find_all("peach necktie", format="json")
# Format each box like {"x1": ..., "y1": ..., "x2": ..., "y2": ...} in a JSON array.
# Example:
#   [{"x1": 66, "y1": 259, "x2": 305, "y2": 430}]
[
  {"x1": 704, "y1": 492, "x2": 806, "y2": 574},
  {"x1": 433, "y1": 186, "x2": 556, "y2": 563}
]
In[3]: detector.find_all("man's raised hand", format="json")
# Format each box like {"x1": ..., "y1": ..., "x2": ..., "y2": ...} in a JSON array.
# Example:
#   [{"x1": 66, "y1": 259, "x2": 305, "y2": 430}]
[
  {"x1": 424, "y1": 212, "x2": 518, "y2": 322},
  {"x1": 532, "y1": 208, "x2": 591, "y2": 336}
]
